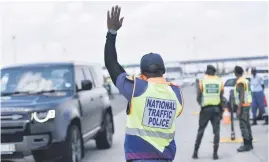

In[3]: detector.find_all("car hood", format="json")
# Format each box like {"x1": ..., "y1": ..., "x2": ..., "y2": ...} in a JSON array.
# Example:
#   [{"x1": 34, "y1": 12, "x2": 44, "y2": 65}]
[{"x1": 1, "y1": 94, "x2": 72, "y2": 112}]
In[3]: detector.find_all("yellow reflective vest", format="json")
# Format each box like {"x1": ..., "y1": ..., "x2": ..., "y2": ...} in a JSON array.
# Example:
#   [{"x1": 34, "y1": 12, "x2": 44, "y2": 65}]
[
  {"x1": 124, "y1": 76, "x2": 183, "y2": 160},
  {"x1": 234, "y1": 77, "x2": 252, "y2": 107},
  {"x1": 199, "y1": 75, "x2": 223, "y2": 107}
]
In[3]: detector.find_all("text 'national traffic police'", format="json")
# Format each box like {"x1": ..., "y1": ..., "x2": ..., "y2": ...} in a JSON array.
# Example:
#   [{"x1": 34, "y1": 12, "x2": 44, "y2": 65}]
[{"x1": 142, "y1": 97, "x2": 177, "y2": 129}]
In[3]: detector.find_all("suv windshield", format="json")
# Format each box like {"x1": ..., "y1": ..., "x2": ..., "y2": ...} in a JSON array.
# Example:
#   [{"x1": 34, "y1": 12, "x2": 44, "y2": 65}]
[{"x1": 1, "y1": 65, "x2": 74, "y2": 95}]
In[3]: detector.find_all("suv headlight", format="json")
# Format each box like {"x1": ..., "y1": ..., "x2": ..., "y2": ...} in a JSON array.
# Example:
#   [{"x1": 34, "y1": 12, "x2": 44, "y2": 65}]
[{"x1": 31, "y1": 110, "x2": 56, "y2": 123}]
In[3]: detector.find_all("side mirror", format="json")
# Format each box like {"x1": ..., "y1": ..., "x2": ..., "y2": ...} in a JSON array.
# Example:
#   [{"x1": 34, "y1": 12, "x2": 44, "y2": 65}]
[{"x1": 81, "y1": 80, "x2": 93, "y2": 91}]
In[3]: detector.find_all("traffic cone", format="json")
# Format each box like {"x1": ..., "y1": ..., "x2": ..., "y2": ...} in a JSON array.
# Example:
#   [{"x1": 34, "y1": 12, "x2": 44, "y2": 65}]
[{"x1": 222, "y1": 108, "x2": 231, "y2": 124}]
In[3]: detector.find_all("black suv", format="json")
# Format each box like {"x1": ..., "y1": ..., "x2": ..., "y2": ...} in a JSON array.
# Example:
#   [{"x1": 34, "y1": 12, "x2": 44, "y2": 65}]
[{"x1": 1, "y1": 62, "x2": 114, "y2": 162}]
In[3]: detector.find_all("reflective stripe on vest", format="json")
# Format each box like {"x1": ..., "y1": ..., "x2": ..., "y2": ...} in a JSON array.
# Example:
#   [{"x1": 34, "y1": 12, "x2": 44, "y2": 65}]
[
  {"x1": 126, "y1": 128, "x2": 175, "y2": 139},
  {"x1": 200, "y1": 76, "x2": 222, "y2": 107},
  {"x1": 126, "y1": 77, "x2": 183, "y2": 152},
  {"x1": 234, "y1": 77, "x2": 252, "y2": 106}
]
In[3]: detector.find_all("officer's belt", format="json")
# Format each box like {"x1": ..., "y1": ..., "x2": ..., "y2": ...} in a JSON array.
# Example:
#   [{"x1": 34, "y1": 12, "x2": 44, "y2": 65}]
[
  {"x1": 126, "y1": 128, "x2": 175, "y2": 139},
  {"x1": 202, "y1": 105, "x2": 220, "y2": 109}
]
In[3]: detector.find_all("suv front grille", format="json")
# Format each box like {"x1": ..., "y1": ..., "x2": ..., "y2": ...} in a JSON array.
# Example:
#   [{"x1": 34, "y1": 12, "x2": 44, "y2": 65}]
[
  {"x1": 1, "y1": 152, "x2": 24, "y2": 159},
  {"x1": 1, "y1": 133, "x2": 24, "y2": 143}
]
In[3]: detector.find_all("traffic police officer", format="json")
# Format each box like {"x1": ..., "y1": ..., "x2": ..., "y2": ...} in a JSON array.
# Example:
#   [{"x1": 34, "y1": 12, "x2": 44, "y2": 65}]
[
  {"x1": 192, "y1": 65, "x2": 224, "y2": 160},
  {"x1": 104, "y1": 6, "x2": 184, "y2": 162},
  {"x1": 234, "y1": 66, "x2": 253, "y2": 152}
]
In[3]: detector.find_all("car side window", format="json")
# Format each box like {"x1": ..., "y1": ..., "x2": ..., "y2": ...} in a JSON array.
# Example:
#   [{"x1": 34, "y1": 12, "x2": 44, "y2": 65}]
[
  {"x1": 75, "y1": 67, "x2": 85, "y2": 91},
  {"x1": 224, "y1": 79, "x2": 236, "y2": 87},
  {"x1": 89, "y1": 68, "x2": 102, "y2": 87},
  {"x1": 82, "y1": 67, "x2": 95, "y2": 88},
  {"x1": 264, "y1": 79, "x2": 268, "y2": 88}
]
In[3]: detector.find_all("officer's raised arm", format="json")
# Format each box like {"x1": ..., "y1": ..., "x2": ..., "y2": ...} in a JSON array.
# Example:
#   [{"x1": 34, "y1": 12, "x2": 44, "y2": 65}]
[
  {"x1": 104, "y1": 6, "x2": 135, "y2": 102},
  {"x1": 105, "y1": 5, "x2": 125, "y2": 85}
]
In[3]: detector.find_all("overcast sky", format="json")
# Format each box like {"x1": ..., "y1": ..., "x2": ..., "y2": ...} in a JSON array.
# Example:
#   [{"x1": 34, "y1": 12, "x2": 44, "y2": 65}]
[{"x1": 0, "y1": 1, "x2": 268, "y2": 67}]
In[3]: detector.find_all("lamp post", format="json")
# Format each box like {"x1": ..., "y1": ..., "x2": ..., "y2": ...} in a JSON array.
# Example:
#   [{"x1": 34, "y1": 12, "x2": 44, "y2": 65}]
[{"x1": 12, "y1": 36, "x2": 16, "y2": 64}]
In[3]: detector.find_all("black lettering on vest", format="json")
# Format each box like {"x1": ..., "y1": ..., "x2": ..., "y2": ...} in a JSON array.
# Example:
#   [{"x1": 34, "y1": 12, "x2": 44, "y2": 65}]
[
  {"x1": 163, "y1": 110, "x2": 167, "y2": 118},
  {"x1": 160, "y1": 101, "x2": 165, "y2": 109},
  {"x1": 160, "y1": 110, "x2": 164, "y2": 118},
  {"x1": 148, "y1": 108, "x2": 152, "y2": 116},
  {"x1": 147, "y1": 98, "x2": 152, "y2": 107},
  {"x1": 165, "y1": 119, "x2": 169, "y2": 128},
  {"x1": 155, "y1": 100, "x2": 160, "y2": 108},
  {"x1": 152, "y1": 109, "x2": 156, "y2": 116},
  {"x1": 169, "y1": 102, "x2": 173, "y2": 110},
  {"x1": 152, "y1": 100, "x2": 156, "y2": 108},
  {"x1": 156, "y1": 109, "x2": 160, "y2": 117},
  {"x1": 172, "y1": 102, "x2": 176, "y2": 110},
  {"x1": 168, "y1": 111, "x2": 172, "y2": 118},
  {"x1": 148, "y1": 117, "x2": 153, "y2": 125},
  {"x1": 164, "y1": 102, "x2": 169, "y2": 109}
]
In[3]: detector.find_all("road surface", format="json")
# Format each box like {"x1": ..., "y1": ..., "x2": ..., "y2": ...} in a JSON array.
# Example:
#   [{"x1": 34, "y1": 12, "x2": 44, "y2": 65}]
[{"x1": 10, "y1": 86, "x2": 269, "y2": 162}]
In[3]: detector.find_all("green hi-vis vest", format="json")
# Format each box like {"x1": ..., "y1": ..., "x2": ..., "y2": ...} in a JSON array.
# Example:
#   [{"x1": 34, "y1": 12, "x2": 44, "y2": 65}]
[
  {"x1": 200, "y1": 76, "x2": 222, "y2": 107},
  {"x1": 234, "y1": 77, "x2": 252, "y2": 107},
  {"x1": 126, "y1": 77, "x2": 183, "y2": 152}
]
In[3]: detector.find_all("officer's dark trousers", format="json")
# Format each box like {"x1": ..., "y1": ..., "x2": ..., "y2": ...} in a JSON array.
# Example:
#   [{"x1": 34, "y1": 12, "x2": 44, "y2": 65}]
[
  {"x1": 239, "y1": 107, "x2": 253, "y2": 141},
  {"x1": 194, "y1": 106, "x2": 221, "y2": 149}
]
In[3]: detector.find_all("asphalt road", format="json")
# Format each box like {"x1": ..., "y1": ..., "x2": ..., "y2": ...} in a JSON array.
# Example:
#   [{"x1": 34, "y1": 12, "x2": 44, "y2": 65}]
[{"x1": 10, "y1": 86, "x2": 269, "y2": 162}]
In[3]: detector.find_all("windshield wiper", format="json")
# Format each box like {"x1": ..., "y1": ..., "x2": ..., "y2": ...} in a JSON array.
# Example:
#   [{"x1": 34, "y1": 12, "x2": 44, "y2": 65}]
[
  {"x1": 1, "y1": 91, "x2": 32, "y2": 96},
  {"x1": 1, "y1": 90, "x2": 69, "y2": 96},
  {"x1": 32, "y1": 89, "x2": 69, "y2": 94}
]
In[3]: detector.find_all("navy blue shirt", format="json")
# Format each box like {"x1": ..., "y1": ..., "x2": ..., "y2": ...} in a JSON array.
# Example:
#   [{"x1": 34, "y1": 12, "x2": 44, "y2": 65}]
[{"x1": 116, "y1": 72, "x2": 184, "y2": 107}]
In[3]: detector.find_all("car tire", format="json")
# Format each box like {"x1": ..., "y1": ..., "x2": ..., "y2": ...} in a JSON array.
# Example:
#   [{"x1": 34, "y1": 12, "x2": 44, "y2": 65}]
[
  {"x1": 61, "y1": 124, "x2": 83, "y2": 162},
  {"x1": 32, "y1": 151, "x2": 45, "y2": 162},
  {"x1": 95, "y1": 112, "x2": 113, "y2": 149}
]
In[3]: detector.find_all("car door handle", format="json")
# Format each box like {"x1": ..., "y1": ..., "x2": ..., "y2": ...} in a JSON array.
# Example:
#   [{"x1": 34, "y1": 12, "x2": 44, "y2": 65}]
[
  {"x1": 90, "y1": 98, "x2": 94, "y2": 101},
  {"x1": 100, "y1": 95, "x2": 103, "y2": 98}
]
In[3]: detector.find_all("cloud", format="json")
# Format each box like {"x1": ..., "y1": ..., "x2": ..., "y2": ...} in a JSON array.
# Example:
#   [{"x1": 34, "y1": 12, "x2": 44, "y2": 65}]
[{"x1": 1, "y1": 1, "x2": 268, "y2": 67}]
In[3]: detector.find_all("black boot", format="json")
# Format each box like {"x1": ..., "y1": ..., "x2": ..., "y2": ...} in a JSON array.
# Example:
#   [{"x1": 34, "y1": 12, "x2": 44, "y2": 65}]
[
  {"x1": 213, "y1": 146, "x2": 219, "y2": 160},
  {"x1": 251, "y1": 118, "x2": 257, "y2": 126},
  {"x1": 237, "y1": 139, "x2": 252, "y2": 152},
  {"x1": 192, "y1": 146, "x2": 199, "y2": 159},
  {"x1": 263, "y1": 116, "x2": 268, "y2": 125},
  {"x1": 249, "y1": 139, "x2": 254, "y2": 150}
]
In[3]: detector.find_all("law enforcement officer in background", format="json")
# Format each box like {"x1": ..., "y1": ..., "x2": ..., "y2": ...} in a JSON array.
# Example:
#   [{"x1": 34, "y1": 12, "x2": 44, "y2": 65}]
[
  {"x1": 250, "y1": 67, "x2": 266, "y2": 125},
  {"x1": 104, "y1": 5, "x2": 184, "y2": 162},
  {"x1": 234, "y1": 66, "x2": 253, "y2": 152},
  {"x1": 192, "y1": 65, "x2": 224, "y2": 160}
]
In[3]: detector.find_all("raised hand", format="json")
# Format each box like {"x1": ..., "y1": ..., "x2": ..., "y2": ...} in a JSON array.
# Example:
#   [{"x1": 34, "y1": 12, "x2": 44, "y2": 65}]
[{"x1": 107, "y1": 5, "x2": 124, "y2": 31}]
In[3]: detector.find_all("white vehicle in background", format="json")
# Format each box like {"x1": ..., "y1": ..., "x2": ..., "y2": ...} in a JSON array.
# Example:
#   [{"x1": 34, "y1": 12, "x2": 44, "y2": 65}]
[
  {"x1": 221, "y1": 74, "x2": 251, "y2": 103},
  {"x1": 174, "y1": 78, "x2": 184, "y2": 87},
  {"x1": 182, "y1": 76, "x2": 195, "y2": 86}
]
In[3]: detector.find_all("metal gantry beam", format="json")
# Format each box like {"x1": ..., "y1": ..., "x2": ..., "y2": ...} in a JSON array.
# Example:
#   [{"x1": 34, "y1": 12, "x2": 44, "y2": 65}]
[{"x1": 102, "y1": 55, "x2": 268, "y2": 69}]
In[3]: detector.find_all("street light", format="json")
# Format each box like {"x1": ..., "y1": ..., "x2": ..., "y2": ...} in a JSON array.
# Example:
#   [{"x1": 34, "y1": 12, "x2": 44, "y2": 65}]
[{"x1": 12, "y1": 36, "x2": 16, "y2": 64}]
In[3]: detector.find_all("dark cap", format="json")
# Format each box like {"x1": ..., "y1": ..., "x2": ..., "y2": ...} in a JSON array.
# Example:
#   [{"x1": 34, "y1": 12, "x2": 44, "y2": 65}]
[
  {"x1": 234, "y1": 66, "x2": 244, "y2": 75},
  {"x1": 206, "y1": 65, "x2": 216, "y2": 72},
  {"x1": 140, "y1": 53, "x2": 165, "y2": 74}
]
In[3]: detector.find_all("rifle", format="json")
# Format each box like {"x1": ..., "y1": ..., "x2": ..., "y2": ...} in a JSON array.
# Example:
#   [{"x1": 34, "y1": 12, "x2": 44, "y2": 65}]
[{"x1": 230, "y1": 93, "x2": 236, "y2": 140}]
